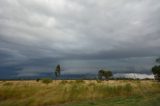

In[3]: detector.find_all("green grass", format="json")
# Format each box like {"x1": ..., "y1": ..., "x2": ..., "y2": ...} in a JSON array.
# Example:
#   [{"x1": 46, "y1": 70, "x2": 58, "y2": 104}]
[
  {"x1": 63, "y1": 94, "x2": 160, "y2": 106},
  {"x1": 0, "y1": 80, "x2": 159, "y2": 106}
]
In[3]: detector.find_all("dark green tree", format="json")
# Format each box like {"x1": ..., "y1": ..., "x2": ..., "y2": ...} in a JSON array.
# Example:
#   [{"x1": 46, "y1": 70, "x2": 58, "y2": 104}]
[
  {"x1": 152, "y1": 57, "x2": 160, "y2": 81},
  {"x1": 55, "y1": 64, "x2": 61, "y2": 79},
  {"x1": 98, "y1": 69, "x2": 113, "y2": 80}
]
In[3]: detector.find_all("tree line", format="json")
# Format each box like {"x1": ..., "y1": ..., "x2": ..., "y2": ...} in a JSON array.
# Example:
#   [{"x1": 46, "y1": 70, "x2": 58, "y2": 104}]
[{"x1": 54, "y1": 57, "x2": 160, "y2": 81}]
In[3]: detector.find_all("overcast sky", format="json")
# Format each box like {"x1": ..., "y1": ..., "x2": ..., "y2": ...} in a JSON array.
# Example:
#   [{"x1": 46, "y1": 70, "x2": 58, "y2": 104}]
[{"x1": 0, "y1": 0, "x2": 160, "y2": 78}]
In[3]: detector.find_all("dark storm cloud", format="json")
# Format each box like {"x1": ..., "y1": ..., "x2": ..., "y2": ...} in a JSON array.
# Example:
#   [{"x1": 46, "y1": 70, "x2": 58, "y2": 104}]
[{"x1": 0, "y1": 0, "x2": 160, "y2": 78}]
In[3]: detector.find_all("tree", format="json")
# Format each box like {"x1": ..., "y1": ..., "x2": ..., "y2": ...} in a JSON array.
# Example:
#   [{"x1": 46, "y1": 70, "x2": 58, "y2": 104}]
[
  {"x1": 98, "y1": 69, "x2": 113, "y2": 80},
  {"x1": 152, "y1": 65, "x2": 160, "y2": 81},
  {"x1": 55, "y1": 64, "x2": 61, "y2": 79},
  {"x1": 152, "y1": 57, "x2": 160, "y2": 81}
]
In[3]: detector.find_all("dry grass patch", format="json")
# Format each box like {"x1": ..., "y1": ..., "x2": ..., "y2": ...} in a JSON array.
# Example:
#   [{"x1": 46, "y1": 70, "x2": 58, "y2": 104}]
[{"x1": 0, "y1": 80, "x2": 159, "y2": 106}]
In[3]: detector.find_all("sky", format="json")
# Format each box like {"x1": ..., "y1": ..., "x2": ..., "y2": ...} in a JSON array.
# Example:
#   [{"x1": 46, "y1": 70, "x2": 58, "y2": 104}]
[{"x1": 0, "y1": 0, "x2": 160, "y2": 79}]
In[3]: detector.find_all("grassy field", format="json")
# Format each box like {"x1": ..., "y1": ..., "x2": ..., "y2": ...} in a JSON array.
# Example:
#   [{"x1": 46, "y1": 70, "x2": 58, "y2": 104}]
[{"x1": 0, "y1": 80, "x2": 160, "y2": 106}]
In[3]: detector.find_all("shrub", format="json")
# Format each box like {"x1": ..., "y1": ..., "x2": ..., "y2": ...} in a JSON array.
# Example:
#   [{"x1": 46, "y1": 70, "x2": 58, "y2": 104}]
[
  {"x1": 75, "y1": 80, "x2": 85, "y2": 84},
  {"x1": 60, "y1": 80, "x2": 68, "y2": 84},
  {"x1": 3, "y1": 82, "x2": 13, "y2": 86},
  {"x1": 41, "y1": 78, "x2": 52, "y2": 85},
  {"x1": 36, "y1": 78, "x2": 40, "y2": 82},
  {"x1": 96, "y1": 80, "x2": 102, "y2": 83}
]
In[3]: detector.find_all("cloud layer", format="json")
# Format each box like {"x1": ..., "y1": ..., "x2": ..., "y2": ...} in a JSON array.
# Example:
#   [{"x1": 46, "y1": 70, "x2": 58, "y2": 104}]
[{"x1": 0, "y1": 0, "x2": 160, "y2": 78}]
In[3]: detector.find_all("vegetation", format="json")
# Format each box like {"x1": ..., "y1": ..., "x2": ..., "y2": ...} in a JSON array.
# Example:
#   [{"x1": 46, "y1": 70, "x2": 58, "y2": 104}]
[
  {"x1": 98, "y1": 69, "x2": 113, "y2": 80},
  {"x1": 0, "y1": 80, "x2": 159, "y2": 106},
  {"x1": 41, "y1": 78, "x2": 52, "y2": 84},
  {"x1": 75, "y1": 80, "x2": 85, "y2": 83},
  {"x1": 55, "y1": 64, "x2": 61, "y2": 79},
  {"x1": 63, "y1": 95, "x2": 160, "y2": 106},
  {"x1": 3, "y1": 82, "x2": 13, "y2": 86},
  {"x1": 36, "y1": 78, "x2": 40, "y2": 82},
  {"x1": 152, "y1": 57, "x2": 160, "y2": 81},
  {"x1": 152, "y1": 66, "x2": 160, "y2": 81},
  {"x1": 96, "y1": 80, "x2": 102, "y2": 83}
]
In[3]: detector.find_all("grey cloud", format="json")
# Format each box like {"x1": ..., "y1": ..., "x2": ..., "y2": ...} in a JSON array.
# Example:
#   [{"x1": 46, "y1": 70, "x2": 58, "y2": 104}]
[{"x1": 0, "y1": 0, "x2": 160, "y2": 77}]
